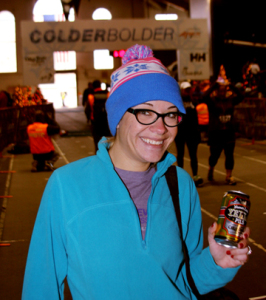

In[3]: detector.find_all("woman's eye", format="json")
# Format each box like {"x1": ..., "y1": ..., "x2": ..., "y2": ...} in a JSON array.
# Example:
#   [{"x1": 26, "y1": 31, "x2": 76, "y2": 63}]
[
  {"x1": 139, "y1": 110, "x2": 151, "y2": 116},
  {"x1": 167, "y1": 112, "x2": 178, "y2": 119}
]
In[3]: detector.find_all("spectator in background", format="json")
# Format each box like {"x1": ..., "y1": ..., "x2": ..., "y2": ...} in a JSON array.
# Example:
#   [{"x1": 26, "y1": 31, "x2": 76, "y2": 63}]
[
  {"x1": 191, "y1": 81, "x2": 210, "y2": 142},
  {"x1": 60, "y1": 91, "x2": 67, "y2": 107},
  {"x1": 202, "y1": 81, "x2": 244, "y2": 185},
  {"x1": 27, "y1": 110, "x2": 60, "y2": 172},
  {"x1": 88, "y1": 80, "x2": 111, "y2": 152},
  {"x1": 82, "y1": 82, "x2": 94, "y2": 122},
  {"x1": 174, "y1": 81, "x2": 203, "y2": 187},
  {"x1": 0, "y1": 90, "x2": 13, "y2": 108},
  {"x1": 217, "y1": 64, "x2": 229, "y2": 84},
  {"x1": 242, "y1": 58, "x2": 261, "y2": 92},
  {"x1": 196, "y1": 101, "x2": 209, "y2": 143},
  {"x1": 249, "y1": 58, "x2": 260, "y2": 76}
]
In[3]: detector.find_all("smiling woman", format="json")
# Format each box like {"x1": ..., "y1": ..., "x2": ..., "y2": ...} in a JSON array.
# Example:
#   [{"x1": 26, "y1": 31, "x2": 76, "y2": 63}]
[{"x1": 22, "y1": 44, "x2": 251, "y2": 300}]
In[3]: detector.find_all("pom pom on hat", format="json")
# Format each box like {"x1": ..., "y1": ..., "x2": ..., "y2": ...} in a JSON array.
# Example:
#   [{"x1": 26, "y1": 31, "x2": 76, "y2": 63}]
[
  {"x1": 106, "y1": 44, "x2": 186, "y2": 136},
  {"x1": 122, "y1": 44, "x2": 153, "y2": 65}
]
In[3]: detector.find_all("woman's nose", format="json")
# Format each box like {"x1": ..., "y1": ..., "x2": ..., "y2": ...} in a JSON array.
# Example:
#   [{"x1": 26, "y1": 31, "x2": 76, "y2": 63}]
[{"x1": 149, "y1": 116, "x2": 167, "y2": 134}]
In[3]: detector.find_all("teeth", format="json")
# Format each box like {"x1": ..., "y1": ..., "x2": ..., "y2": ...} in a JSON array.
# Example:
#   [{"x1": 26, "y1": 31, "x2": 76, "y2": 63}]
[{"x1": 141, "y1": 138, "x2": 163, "y2": 145}]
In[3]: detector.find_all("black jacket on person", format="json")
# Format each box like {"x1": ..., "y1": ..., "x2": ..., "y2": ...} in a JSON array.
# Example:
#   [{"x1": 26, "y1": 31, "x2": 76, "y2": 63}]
[
  {"x1": 93, "y1": 89, "x2": 111, "y2": 137},
  {"x1": 202, "y1": 82, "x2": 244, "y2": 145},
  {"x1": 176, "y1": 95, "x2": 200, "y2": 142}
]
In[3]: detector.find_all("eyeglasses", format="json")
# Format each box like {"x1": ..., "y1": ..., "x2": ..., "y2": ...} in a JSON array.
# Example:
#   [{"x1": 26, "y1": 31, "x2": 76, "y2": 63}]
[{"x1": 127, "y1": 108, "x2": 183, "y2": 127}]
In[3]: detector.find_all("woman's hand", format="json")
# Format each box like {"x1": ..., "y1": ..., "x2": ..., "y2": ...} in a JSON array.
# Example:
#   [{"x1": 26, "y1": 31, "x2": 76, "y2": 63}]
[{"x1": 208, "y1": 222, "x2": 251, "y2": 268}]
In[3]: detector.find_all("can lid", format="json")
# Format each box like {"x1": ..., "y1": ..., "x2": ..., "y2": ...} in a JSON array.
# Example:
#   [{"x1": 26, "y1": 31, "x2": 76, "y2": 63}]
[{"x1": 227, "y1": 190, "x2": 250, "y2": 199}]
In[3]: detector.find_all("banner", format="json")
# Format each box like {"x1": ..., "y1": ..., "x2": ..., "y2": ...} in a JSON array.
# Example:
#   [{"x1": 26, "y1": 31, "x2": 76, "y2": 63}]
[
  {"x1": 178, "y1": 49, "x2": 209, "y2": 81},
  {"x1": 21, "y1": 18, "x2": 209, "y2": 84},
  {"x1": 22, "y1": 52, "x2": 54, "y2": 85}
]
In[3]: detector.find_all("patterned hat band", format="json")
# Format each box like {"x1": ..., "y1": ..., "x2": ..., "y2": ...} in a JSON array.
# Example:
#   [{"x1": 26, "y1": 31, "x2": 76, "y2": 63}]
[{"x1": 110, "y1": 57, "x2": 169, "y2": 96}]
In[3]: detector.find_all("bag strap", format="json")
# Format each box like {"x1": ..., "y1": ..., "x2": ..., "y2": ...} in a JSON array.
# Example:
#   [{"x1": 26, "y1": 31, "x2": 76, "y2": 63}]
[{"x1": 165, "y1": 166, "x2": 202, "y2": 300}]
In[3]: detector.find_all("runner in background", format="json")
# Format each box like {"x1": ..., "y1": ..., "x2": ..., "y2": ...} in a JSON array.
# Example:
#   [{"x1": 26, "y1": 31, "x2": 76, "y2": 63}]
[{"x1": 175, "y1": 81, "x2": 204, "y2": 187}]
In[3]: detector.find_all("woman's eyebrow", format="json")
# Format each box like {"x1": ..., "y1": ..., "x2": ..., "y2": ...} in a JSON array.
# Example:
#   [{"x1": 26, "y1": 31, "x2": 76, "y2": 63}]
[
  {"x1": 140, "y1": 102, "x2": 153, "y2": 107},
  {"x1": 141, "y1": 103, "x2": 177, "y2": 110}
]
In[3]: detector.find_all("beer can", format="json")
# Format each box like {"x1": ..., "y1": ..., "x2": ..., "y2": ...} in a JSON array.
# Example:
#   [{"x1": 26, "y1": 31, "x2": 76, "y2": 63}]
[{"x1": 214, "y1": 190, "x2": 250, "y2": 248}]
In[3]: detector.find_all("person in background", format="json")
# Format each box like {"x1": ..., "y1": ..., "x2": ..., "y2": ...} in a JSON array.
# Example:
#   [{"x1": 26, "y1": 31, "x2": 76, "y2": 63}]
[
  {"x1": 60, "y1": 91, "x2": 67, "y2": 107},
  {"x1": 191, "y1": 80, "x2": 210, "y2": 144},
  {"x1": 0, "y1": 90, "x2": 13, "y2": 108},
  {"x1": 202, "y1": 81, "x2": 244, "y2": 185},
  {"x1": 82, "y1": 81, "x2": 94, "y2": 122},
  {"x1": 174, "y1": 81, "x2": 204, "y2": 187},
  {"x1": 181, "y1": 79, "x2": 211, "y2": 142},
  {"x1": 88, "y1": 79, "x2": 111, "y2": 152},
  {"x1": 249, "y1": 58, "x2": 260, "y2": 76},
  {"x1": 196, "y1": 100, "x2": 209, "y2": 143},
  {"x1": 27, "y1": 110, "x2": 60, "y2": 172},
  {"x1": 22, "y1": 45, "x2": 251, "y2": 300}
]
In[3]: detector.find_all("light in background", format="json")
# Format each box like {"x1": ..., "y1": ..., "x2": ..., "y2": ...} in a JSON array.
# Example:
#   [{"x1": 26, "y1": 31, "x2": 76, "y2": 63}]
[
  {"x1": 33, "y1": 0, "x2": 63, "y2": 20},
  {"x1": 0, "y1": 10, "x2": 17, "y2": 73},
  {"x1": 101, "y1": 82, "x2": 107, "y2": 90},
  {"x1": 92, "y1": 8, "x2": 112, "y2": 20},
  {"x1": 39, "y1": 73, "x2": 77, "y2": 109},
  {"x1": 113, "y1": 49, "x2": 126, "y2": 58},
  {"x1": 94, "y1": 50, "x2": 114, "y2": 70},
  {"x1": 155, "y1": 14, "x2": 178, "y2": 20}
]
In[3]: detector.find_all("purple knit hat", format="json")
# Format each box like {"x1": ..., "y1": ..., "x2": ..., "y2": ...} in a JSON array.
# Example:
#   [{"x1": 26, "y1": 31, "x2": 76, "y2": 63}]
[{"x1": 106, "y1": 44, "x2": 185, "y2": 136}]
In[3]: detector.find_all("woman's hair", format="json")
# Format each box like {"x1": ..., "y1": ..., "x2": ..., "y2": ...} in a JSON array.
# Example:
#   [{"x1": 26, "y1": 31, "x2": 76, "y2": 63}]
[{"x1": 105, "y1": 136, "x2": 115, "y2": 148}]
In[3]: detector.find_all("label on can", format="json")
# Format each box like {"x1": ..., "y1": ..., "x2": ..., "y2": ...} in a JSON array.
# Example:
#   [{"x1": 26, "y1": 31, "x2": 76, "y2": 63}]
[{"x1": 214, "y1": 190, "x2": 250, "y2": 248}]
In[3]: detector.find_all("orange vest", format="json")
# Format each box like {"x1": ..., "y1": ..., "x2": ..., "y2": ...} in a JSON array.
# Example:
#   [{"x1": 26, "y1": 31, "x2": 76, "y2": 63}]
[
  {"x1": 88, "y1": 94, "x2": 94, "y2": 120},
  {"x1": 196, "y1": 103, "x2": 209, "y2": 125},
  {"x1": 27, "y1": 123, "x2": 55, "y2": 154}
]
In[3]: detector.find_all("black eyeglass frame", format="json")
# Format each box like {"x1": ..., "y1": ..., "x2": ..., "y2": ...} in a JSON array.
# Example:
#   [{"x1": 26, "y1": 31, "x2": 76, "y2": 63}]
[{"x1": 127, "y1": 108, "x2": 183, "y2": 127}]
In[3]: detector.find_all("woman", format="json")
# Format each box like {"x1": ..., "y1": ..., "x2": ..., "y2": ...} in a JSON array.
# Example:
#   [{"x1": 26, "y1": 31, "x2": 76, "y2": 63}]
[{"x1": 22, "y1": 45, "x2": 251, "y2": 300}]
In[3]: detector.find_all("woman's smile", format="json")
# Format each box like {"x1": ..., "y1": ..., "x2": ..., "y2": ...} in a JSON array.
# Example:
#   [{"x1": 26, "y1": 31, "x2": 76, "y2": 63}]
[{"x1": 140, "y1": 137, "x2": 164, "y2": 146}]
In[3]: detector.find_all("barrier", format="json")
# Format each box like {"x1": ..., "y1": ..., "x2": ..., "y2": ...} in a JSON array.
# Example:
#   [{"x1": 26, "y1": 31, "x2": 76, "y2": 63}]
[
  {"x1": 0, "y1": 107, "x2": 19, "y2": 154},
  {"x1": 0, "y1": 103, "x2": 54, "y2": 154},
  {"x1": 234, "y1": 98, "x2": 266, "y2": 141},
  {"x1": 0, "y1": 99, "x2": 264, "y2": 153}
]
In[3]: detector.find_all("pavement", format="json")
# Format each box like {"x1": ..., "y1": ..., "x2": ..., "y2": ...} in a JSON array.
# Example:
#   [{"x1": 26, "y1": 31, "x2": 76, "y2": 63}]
[{"x1": 0, "y1": 106, "x2": 266, "y2": 300}]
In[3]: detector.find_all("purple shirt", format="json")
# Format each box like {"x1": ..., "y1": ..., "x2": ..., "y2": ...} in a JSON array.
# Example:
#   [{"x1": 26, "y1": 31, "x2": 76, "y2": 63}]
[{"x1": 115, "y1": 166, "x2": 156, "y2": 239}]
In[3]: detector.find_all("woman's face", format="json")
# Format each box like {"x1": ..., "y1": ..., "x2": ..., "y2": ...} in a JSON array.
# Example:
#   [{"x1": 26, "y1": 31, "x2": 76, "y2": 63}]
[{"x1": 110, "y1": 100, "x2": 178, "y2": 171}]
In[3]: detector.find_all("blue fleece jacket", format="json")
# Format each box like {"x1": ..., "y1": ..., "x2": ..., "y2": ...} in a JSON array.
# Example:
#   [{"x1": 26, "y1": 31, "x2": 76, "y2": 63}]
[{"x1": 22, "y1": 140, "x2": 239, "y2": 300}]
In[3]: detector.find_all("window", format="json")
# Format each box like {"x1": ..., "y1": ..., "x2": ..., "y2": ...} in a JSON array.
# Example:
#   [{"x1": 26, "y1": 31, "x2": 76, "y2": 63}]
[
  {"x1": 92, "y1": 8, "x2": 112, "y2": 20},
  {"x1": 33, "y1": 0, "x2": 76, "y2": 71},
  {"x1": 0, "y1": 11, "x2": 17, "y2": 73},
  {"x1": 92, "y1": 8, "x2": 113, "y2": 70},
  {"x1": 93, "y1": 49, "x2": 114, "y2": 70},
  {"x1": 33, "y1": 0, "x2": 77, "y2": 108},
  {"x1": 38, "y1": 73, "x2": 77, "y2": 108}
]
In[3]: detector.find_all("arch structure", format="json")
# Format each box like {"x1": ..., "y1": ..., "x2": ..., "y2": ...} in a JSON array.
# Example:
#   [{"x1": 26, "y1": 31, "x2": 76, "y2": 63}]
[{"x1": 21, "y1": 18, "x2": 209, "y2": 85}]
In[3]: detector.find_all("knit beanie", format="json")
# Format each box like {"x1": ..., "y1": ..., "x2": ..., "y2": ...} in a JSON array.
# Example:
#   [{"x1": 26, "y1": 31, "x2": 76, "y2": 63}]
[{"x1": 106, "y1": 44, "x2": 186, "y2": 136}]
